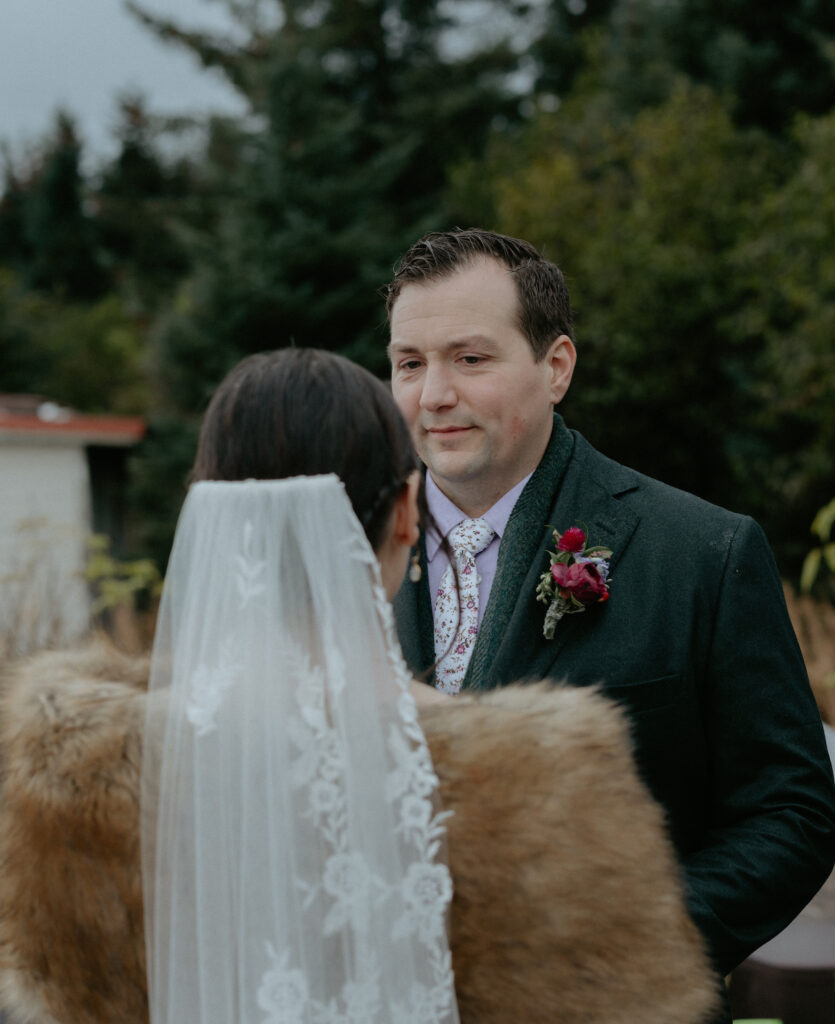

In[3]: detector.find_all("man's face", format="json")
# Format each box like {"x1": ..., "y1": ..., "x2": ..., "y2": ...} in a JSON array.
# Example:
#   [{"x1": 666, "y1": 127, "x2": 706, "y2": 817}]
[{"x1": 389, "y1": 258, "x2": 575, "y2": 516}]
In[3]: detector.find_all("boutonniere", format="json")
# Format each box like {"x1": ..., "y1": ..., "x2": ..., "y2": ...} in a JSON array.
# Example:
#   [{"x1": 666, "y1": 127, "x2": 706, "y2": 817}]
[{"x1": 535, "y1": 526, "x2": 613, "y2": 639}]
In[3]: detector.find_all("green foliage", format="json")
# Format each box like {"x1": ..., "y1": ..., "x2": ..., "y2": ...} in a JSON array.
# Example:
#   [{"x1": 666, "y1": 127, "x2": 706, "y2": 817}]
[
  {"x1": 529, "y1": 0, "x2": 618, "y2": 100},
  {"x1": 0, "y1": 270, "x2": 148, "y2": 413},
  {"x1": 6, "y1": 112, "x2": 109, "y2": 299},
  {"x1": 84, "y1": 533, "x2": 162, "y2": 615},
  {"x1": 453, "y1": 71, "x2": 834, "y2": 572},
  {"x1": 545, "y1": 0, "x2": 835, "y2": 131},
  {"x1": 95, "y1": 96, "x2": 197, "y2": 311},
  {"x1": 722, "y1": 111, "x2": 835, "y2": 566},
  {"x1": 459, "y1": 82, "x2": 766, "y2": 492},
  {"x1": 0, "y1": 102, "x2": 194, "y2": 413},
  {"x1": 130, "y1": 0, "x2": 528, "y2": 409},
  {"x1": 127, "y1": 413, "x2": 201, "y2": 571},
  {"x1": 3, "y1": 0, "x2": 835, "y2": 579},
  {"x1": 667, "y1": 0, "x2": 835, "y2": 130},
  {"x1": 801, "y1": 499, "x2": 835, "y2": 596}
]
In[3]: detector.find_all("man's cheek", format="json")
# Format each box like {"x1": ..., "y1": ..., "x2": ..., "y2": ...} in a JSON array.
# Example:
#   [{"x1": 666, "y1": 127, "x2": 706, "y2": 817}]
[
  {"x1": 509, "y1": 414, "x2": 527, "y2": 438},
  {"x1": 390, "y1": 383, "x2": 408, "y2": 414}
]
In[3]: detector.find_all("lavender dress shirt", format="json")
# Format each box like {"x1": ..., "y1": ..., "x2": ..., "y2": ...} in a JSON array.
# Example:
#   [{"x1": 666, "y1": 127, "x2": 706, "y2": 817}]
[{"x1": 425, "y1": 472, "x2": 533, "y2": 627}]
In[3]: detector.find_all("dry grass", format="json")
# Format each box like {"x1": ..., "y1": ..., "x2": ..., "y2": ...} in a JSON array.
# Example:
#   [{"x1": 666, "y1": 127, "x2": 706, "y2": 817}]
[
  {"x1": 0, "y1": 520, "x2": 88, "y2": 660},
  {"x1": 784, "y1": 584, "x2": 835, "y2": 726}
]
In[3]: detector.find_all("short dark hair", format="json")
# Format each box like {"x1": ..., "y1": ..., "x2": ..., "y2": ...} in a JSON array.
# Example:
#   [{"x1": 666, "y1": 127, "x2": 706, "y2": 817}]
[
  {"x1": 385, "y1": 228, "x2": 574, "y2": 359},
  {"x1": 191, "y1": 348, "x2": 418, "y2": 550}
]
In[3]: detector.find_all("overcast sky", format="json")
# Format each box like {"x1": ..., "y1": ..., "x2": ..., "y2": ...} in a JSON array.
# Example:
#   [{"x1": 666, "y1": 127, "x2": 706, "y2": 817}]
[{"x1": 0, "y1": 0, "x2": 246, "y2": 164}]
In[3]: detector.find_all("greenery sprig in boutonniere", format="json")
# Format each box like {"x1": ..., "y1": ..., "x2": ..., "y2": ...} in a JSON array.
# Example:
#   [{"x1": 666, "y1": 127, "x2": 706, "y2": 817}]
[{"x1": 536, "y1": 526, "x2": 613, "y2": 639}]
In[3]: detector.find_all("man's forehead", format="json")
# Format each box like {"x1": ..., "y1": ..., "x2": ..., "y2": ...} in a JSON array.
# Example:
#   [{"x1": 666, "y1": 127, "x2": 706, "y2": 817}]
[
  {"x1": 390, "y1": 261, "x2": 518, "y2": 324},
  {"x1": 391, "y1": 255, "x2": 514, "y2": 301}
]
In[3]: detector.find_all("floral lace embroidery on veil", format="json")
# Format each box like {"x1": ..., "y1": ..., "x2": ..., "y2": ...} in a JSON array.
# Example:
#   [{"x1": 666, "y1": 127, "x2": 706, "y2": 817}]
[
  {"x1": 185, "y1": 512, "x2": 457, "y2": 1024},
  {"x1": 185, "y1": 634, "x2": 242, "y2": 737}
]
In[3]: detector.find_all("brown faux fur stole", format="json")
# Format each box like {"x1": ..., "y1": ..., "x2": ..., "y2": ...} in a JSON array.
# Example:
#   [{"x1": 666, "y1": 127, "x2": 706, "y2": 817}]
[
  {"x1": 0, "y1": 644, "x2": 150, "y2": 1024},
  {"x1": 0, "y1": 643, "x2": 718, "y2": 1024},
  {"x1": 421, "y1": 687, "x2": 719, "y2": 1023}
]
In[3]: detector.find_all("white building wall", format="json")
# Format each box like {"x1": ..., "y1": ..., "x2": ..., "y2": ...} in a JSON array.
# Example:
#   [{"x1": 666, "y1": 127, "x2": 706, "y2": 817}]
[{"x1": 0, "y1": 440, "x2": 91, "y2": 655}]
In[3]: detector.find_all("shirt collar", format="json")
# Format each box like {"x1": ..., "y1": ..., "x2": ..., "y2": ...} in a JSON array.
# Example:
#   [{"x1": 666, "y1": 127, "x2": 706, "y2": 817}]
[{"x1": 424, "y1": 471, "x2": 533, "y2": 560}]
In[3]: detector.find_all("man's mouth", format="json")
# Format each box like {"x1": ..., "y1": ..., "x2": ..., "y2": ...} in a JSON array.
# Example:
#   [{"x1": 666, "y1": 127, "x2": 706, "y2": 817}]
[{"x1": 425, "y1": 425, "x2": 473, "y2": 435}]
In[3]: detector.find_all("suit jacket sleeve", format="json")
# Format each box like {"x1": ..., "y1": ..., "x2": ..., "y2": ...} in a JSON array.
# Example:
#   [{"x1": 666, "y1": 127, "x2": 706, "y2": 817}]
[{"x1": 681, "y1": 514, "x2": 835, "y2": 974}]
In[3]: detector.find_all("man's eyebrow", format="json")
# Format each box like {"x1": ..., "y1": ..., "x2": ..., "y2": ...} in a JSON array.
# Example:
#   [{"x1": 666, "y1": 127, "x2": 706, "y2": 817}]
[
  {"x1": 387, "y1": 335, "x2": 497, "y2": 357},
  {"x1": 387, "y1": 341, "x2": 418, "y2": 357}
]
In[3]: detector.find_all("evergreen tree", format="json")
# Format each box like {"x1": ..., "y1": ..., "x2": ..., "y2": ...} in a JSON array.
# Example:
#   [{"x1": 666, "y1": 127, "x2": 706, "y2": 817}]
[
  {"x1": 21, "y1": 113, "x2": 108, "y2": 299},
  {"x1": 95, "y1": 96, "x2": 195, "y2": 311},
  {"x1": 453, "y1": 65, "x2": 835, "y2": 573},
  {"x1": 573, "y1": 0, "x2": 835, "y2": 131},
  {"x1": 726, "y1": 110, "x2": 835, "y2": 566},
  {"x1": 128, "y1": 0, "x2": 528, "y2": 412},
  {"x1": 114, "y1": 0, "x2": 538, "y2": 564},
  {"x1": 529, "y1": 0, "x2": 620, "y2": 100},
  {"x1": 0, "y1": 156, "x2": 32, "y2": 273},
  {"x1": 0, "y1": 113, "x2": 151, "y2": 406},
  {"x1": 669, "y1": 0, "x2": 835, "y2": 131}
]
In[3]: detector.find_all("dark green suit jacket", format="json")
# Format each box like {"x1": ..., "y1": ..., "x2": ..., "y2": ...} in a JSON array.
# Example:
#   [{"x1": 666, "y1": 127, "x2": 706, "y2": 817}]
[{"x1": 394, "y1": 415, "x2": 835, "y2": 984}]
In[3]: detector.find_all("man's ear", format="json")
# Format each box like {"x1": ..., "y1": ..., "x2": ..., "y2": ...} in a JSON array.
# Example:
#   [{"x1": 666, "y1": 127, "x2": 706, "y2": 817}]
[
  {"x1": 392, "y1": 470, "x2": 421, "y2": 547},
  {"x1": 545, "y1": 334, "x2": 577, "y2": 405}
]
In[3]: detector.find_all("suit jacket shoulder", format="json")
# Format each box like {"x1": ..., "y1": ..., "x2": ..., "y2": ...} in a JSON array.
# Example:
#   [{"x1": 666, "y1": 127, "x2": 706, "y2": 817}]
[{"x1": 569, "y1": 429, "x2": 746, "y2": 533}]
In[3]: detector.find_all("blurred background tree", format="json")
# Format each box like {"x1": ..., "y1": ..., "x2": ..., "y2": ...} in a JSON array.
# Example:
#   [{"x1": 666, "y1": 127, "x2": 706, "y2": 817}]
[
  {"x1": 0, "y1": 0, "x2": 833, "y2": 578},
  {"x1": 126, "y1": 0, "x2": 529, "y2": 409},
  {"x1": 0, "y1": 112, "x2": 147, "y2": 410}
]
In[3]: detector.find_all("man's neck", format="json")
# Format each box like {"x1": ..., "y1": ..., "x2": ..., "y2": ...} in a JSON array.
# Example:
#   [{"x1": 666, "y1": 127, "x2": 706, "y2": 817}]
[
  {"x1": 428, "y1": 481, "x2": 512, "y2": 519},
  {"x1": 426, "y1": 472, "x2": 533, "y2": 525},
  {"x1": 428, "y1": 457, "x2": 550, "y2": 519}
]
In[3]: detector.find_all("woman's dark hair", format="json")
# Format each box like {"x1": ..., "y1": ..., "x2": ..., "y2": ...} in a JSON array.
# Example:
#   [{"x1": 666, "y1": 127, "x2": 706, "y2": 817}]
[{"x1": 192, "y1": 348, "x2": 418, "y2": 550}]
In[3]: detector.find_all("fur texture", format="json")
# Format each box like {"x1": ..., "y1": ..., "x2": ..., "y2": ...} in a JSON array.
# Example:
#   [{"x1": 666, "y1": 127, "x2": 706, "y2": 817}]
[
  {"x1": 421, "y1": 686, "x2": 719, "y2": 1023},
  {"x1": 0, "y1": 643, "x2": 718, "y2": 1023},
  {"x1": 0, "y1": 645, "x2": 149, "y2": 1024}
]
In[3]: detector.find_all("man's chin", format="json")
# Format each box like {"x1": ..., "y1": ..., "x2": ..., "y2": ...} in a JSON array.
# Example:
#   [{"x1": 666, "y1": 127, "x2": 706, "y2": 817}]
[{"x1": 422, "y1": 453, "x2": 485, "y2": 487}]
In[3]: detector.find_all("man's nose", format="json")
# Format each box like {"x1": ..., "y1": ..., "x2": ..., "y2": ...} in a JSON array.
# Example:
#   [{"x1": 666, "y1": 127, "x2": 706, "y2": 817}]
[{"x1": 419, "y1": 364, "x2": 457, "y2": 411}]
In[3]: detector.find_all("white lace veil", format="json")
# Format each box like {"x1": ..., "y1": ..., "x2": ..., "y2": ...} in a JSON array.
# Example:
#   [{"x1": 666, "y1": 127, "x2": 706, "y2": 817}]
[{"x1": 141, "y1": 476, "x2": 459, "y2": 1024}]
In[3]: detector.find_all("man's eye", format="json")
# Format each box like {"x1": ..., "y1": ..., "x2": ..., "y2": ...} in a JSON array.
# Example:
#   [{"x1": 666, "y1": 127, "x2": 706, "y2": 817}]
[
  {"x1": 460, "y1": 355, "x2": 484, "y2": 365},
  {"x1": 400, "y1": 359, "x2": 422, "y2": 372}
]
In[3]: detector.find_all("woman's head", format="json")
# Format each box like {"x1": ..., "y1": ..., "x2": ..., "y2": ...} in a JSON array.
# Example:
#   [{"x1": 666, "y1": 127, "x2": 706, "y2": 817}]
[{"x1": 192, "y1": 349, "x2": 420, "y2": 578}]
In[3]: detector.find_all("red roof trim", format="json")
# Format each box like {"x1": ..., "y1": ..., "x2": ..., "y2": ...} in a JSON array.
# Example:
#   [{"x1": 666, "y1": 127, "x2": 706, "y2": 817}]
[{"x1": 0, "y1": 412, "x2": 146, "y2": 442}]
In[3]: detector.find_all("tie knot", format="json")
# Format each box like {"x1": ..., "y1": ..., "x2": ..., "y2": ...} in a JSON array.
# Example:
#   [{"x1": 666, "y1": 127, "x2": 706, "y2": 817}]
[{"x1": 448, "y1": 518, "x2": 495, "y2": 559}]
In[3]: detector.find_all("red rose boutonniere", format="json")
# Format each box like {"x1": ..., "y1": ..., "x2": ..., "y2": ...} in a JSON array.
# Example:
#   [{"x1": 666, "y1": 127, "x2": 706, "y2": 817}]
[{"x1": 535, "y1": 526, "x2": 613, "y2": 639}]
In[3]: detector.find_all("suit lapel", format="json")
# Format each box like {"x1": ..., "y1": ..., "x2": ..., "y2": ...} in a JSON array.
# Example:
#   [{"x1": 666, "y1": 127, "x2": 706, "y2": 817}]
[
  {"x1": 526, "y1": 456, "x2": 640, "y2": 680},
  {"x1": 463, "y1": 416, "x2": 574, "y2": 690},
  {"x1": 464, "y1": 422, "x2": 641, "y2": 689}
]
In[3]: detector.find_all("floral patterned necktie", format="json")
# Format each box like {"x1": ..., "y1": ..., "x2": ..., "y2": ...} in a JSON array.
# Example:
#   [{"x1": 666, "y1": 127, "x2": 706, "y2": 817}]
[{"x1": 433, "y1": 518, "x2": 496, "y2": 694}]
